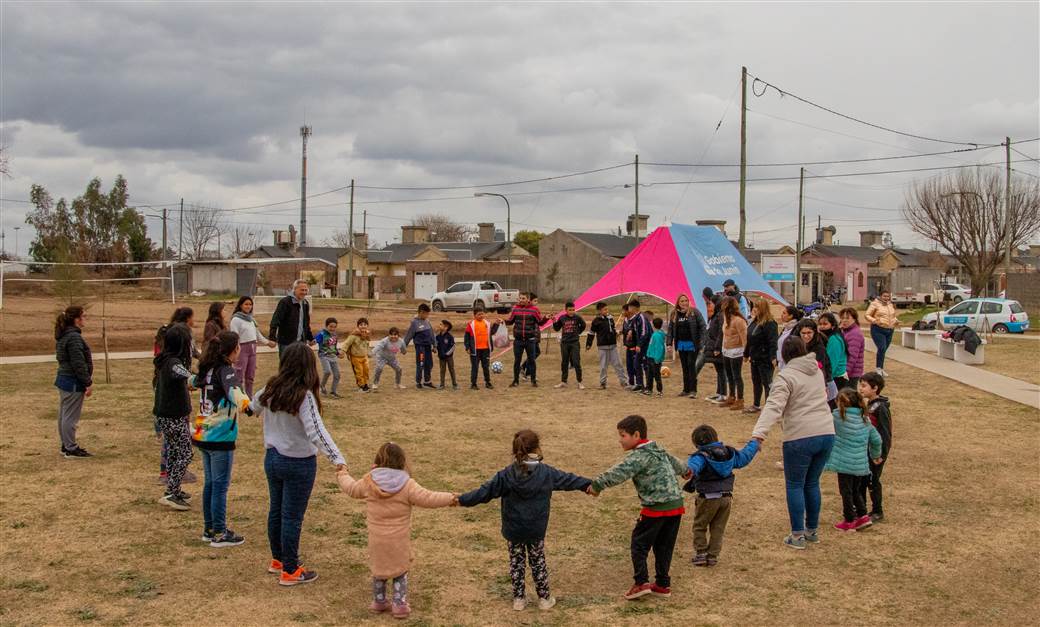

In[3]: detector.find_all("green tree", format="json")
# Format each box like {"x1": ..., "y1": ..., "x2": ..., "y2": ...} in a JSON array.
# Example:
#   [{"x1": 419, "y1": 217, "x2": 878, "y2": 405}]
[{"x1": 513, "y1": 230, "x2": 544, "y2": 256}]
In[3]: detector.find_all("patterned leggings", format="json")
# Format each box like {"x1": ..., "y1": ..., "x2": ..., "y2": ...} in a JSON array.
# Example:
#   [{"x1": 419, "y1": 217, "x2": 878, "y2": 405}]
[
  {"x1": 155, "y1": 414, "x2": 193, "y2": 494},
  {"x1": 373, "y1": 573, "x2": 408, "y2": 606},
  {"x1": 508, "y1": 540, "x2": 550, "y2": 600}
]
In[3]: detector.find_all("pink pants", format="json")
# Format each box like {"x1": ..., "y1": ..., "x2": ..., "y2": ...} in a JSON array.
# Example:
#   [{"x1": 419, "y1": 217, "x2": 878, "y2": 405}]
[{"x1": 235, "y1": 341, "x2": 258, "y2": 396}]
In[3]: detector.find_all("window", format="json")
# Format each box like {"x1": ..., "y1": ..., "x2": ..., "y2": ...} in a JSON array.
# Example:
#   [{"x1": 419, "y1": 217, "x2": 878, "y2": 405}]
[
  {"x1": 480, "y1": 282, "x2": 496, "y2": 290},
  {"x1": 948, "y1": 301, "x2": 978, "y2": 315},
  {"x1": 1009, "y1": 302, "x2": 1025, "y2": 314},
  {"x1": 980, "y1": 302, "x2": 1003, "y2": 315},
  {"x1": 446, "y1": 282, "x2": 471, "y2": 293}
]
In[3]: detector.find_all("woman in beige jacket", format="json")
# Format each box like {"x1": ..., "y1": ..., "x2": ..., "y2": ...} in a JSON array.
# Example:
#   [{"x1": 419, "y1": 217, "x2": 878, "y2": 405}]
[
  {"x1": 338, "y1": 443, "x2": 455, "y2": 619},
  {"x1": 720, "y1": 296, "x2": 749, "y2": 411},
  {"x1": 864, "y1": 290, "x2": 899, "y2": 376}
]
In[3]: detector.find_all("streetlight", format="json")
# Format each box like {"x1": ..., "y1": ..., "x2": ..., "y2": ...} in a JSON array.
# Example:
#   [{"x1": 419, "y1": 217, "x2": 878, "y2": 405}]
[{"x1": 473, "y1": 192, "x2": 511, "y2": 273}]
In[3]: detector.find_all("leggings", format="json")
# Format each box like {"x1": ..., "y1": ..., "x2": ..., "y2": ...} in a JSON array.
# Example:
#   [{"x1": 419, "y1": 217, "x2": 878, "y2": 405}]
[
  {"x1": 156, "y1": 414, "x2": 193, "y2": 494},
  {"x1": 870, "y1": 325, "x2": 894, "y2": 369},
  {"x1": 677, "y1": 349, "x2": 698, "y2": 394},
  {"x1": 508, "y1": 540, "x2": 550, "y2": 600},
  {"x1": 373, "y1": 573, "x2": 408, "y2": 606},
  {"x1": 750, "y1": 359, "x2": 774, "y2": 406},
  {"x1": 723, "y1": 356, "x2": 744, "y2": 399}
]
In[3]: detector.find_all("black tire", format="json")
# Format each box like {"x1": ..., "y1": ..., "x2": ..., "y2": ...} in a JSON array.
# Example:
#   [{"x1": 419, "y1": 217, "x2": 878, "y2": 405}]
[
  {"x1": 431, "y1": 300, "x2": 444, "y2": 312},
  {"x1": 952, "y1": 296, "x2": 963, "y2": 303},
  {"x1": 473, "y1": 300, "x2": 485, "y2": 311},
  {"x1": 496, "y1": 307, "x2": 511, "y2": 314},
  {"x1": 992, "y1": 323, "x2": 1008, "y2": 334}
]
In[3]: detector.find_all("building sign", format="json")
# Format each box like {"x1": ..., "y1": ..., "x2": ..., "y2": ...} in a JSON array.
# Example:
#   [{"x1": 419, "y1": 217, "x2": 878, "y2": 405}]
[{"x1": 762, "y1": 254, "x2": 796, "y2": 282}]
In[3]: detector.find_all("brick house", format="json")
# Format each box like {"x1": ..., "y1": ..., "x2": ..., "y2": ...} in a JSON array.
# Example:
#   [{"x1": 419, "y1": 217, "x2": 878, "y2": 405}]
[{"x1": 245, "y1": 226, "x2": 344, "y2": 295}]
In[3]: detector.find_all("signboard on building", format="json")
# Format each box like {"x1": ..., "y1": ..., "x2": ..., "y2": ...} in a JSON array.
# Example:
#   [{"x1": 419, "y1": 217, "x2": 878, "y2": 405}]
[{"x1": 761, "y1": 254, "x2": 796, "y2": 282}]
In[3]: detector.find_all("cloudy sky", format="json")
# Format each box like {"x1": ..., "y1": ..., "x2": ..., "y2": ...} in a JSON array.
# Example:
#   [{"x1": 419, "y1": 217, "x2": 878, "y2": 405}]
[{"x1": 2, "y1": 1, "x2": 1038, "y2": 257}]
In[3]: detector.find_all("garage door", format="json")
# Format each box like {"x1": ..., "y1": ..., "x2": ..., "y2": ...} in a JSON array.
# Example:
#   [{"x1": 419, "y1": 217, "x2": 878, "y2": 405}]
[{"x1": 413, "y1": 272, "x2": 439, "y2": 301}]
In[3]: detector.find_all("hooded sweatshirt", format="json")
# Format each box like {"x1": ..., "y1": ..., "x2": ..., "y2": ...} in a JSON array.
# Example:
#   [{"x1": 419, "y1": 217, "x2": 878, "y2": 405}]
[
  {"x1": 591, "y1": 441, "x2": 687, "y2": 515},
  {"x1": 337, "y1": 468, "x2": 454, "y2": 579},
  {"x1": 191, "y1": 364, "x2": 251, "y2": 450},
  {"x1": 152, "y1": 326, "x2": 193, "y2": 418},
  {"x1": 686, "y1": 440, "x2": 760, "y2": 496},
  {"x1": 403, "y1": 317, "x2": 434, "y2": 348},
  {"x1": 752, "y1": 352, "x2": 835, "y2": 443},
  {"x1": 458, "y1": 458, "x2": 590, "y2": 543}
]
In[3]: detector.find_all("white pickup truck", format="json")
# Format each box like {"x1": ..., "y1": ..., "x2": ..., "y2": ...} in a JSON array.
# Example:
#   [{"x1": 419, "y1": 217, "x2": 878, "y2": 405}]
[{"x1": 430, "y1": 281, "x2": 519, "y2": 313}]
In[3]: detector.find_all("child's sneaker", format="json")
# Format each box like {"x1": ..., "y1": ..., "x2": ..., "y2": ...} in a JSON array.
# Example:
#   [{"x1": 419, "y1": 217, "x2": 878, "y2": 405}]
[
  {"x1": 577, "y1": 382, "x2": 586, "y2": 390},
  {"x1": 320, "y1": 386, "x2": 328, "y2": 395},
  {"x1": 554, "y1": 382, "x2": 567, "y2": 389},
  {"x1": 158, "y1": 492, "x2": 190, "y2": 511},
  {"x1": 268, "y1": 559, "x2": 283, "y2": 574},
  {"x1": 369, "y1": 600, "x2": 390, "y2": 614},
  {"x1": 423, "y1": 382, "x2": 436, "y2": 389},
  {"x1": 330, "y1": 392, "x2": 342, "y2": 398},
  {"x1": 650, "y1": 584, "x2": 671, "y2": 597},
  {"x1": 210, "y1": 529, "x2": 245, "y2": 547},
  {"x1": 869, "y1": 512, "x2": 884, "y2": 523},
  {"x1": 689, "y1": 392, "x2": 698, "y2": 399},
  {"x1": 538, "y1": 596, "x2": 556, "y2": 610},
  {"x1": 201, "y1": 529, "x2": 216, "y2": 543},
  {"x1": 804, "y1": 529, "x2": 820, "y2": 543},
  {"x1": 623, "y1": 583, "x2": 652, "y2": 600},
  {"x1": 834, "y1": 519, "x2": 857, "y2": 531},
  {"x1": 437, "y1": 384, "x2": 445, "y2": 390},
  {"x1": 395, "y1": 384, "x2": 406, "y2": 390},
  {"x1": 852, "y1": 515, "x2": 873, "y2": 530},
  {"x1": 182, "y1": 470, "x2": 197, "y2": 483},
  {"x1": 391, "y1": 602, "x2": 411, "y2": 619},
  {"x1": 600, "y1": 383, "x2": 607, "y2": 390},
  {"x1": 361, "y1": 385, "x2": 371, "y2": 393},
  {"x1": 485, "y1": 382, "x2": 494, "y2": 389},
  {"x1": 655, "y1": 391, "x2": 663, "y2": 397},
  {"x1": 512, "y1": 597, "x2": 527, "y2": 611},
  {"x1": 783, "y1": 534, "x2": 807, "y2": 550},
  {"x1": 692, "y1": 552, "x2": 708, "y2": 566},
  {"x1": 279, "y1": 567, "x2": 318, "y2": 586},
  {"x1": 706, "y1": 556, "x2": 718, "y2": 567},
  {"x1": 452, "y1": 384, "x2": 459, "y2": 390},
  {"x1": 370, "y1": 384, "x2": 379, "y2": 390}
]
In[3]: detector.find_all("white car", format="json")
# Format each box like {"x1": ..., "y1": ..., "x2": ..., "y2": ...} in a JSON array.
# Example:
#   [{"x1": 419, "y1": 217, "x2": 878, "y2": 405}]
[
  {"x1": 938, "y1": 282, "x2": 972, "y2": 303},
  {"x1": 921, "y1": 298, "x2": 1030, "y2": 334},
  {"x1": 430, "y1": 281, "x2": 519, "y2": 313}
]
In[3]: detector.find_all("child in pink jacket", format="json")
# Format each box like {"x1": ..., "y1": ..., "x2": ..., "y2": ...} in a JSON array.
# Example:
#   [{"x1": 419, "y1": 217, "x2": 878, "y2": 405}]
[{"x1": 338, "y1": 443, "x2": 455, "y2": 619}]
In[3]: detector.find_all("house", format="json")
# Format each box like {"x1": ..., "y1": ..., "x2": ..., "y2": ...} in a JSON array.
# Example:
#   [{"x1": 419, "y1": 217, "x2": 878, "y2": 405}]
[
  {"x1": 799, "y1": 227, "x2": 883, "y2": 302},
  {"x1": 537, "y1": 214, "x2": 646, "y2": 301},
  {"x1": 245, "y1": 226, "x2": 344, "y2": 294},
  {"x1": 336, "y1": 223, "x2": 536, "y2": 300}
]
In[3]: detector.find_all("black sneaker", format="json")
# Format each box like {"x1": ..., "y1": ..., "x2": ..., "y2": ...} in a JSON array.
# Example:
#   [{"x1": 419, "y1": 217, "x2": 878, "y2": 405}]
[
  {"x1": 485, "y1": 383, "x2": 494, "y2": 390},
  {"x1": 600, "y1": 383, "x2": 607, "y2": 390},
  {"x1": 509, "y1": 381, "x2": 519, "y2": 388},
  {"x1": 437, "y1": 384, "x2": 445, "y2": 390},
  {"x1": 174, "y1": 489, "x2": 192, "y2": 501},
  {"x1": 201, "y1": 529, "x2": 216, "y2": 543},
  {"x1": 531, "y1": 381, "x2": 538, "y2": 388},
  {"x1": 470, "y1": 384, "x2": 479, "y2": 390},
  {"x1": 631, "y1": 385, "x2": 644, "y2": 393},
  {"x1": 423, "y1": 382, "x2": 436, "y2": 389},
  {"x1": 62, "y1": 447, "x2": 93, "y2": 458},
  {"x1": 210, "y1": 529, "x2": 245, "y2": 547},
  {"x1": 416, "y1": 384, "x2": 424, "y2": 390},
  {"x1": 159, "y1": 493, "x2": 190, "y2": 511}
]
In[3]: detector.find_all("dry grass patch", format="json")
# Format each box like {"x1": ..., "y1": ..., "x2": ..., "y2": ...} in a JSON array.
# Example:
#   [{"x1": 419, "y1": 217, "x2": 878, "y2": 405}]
[
  {"x1": 975, "y1": 338, "x2": 1040, "y2": 386},
  {"x1": 1, "y1": 350, "x2": 1038, "y2": 625}
]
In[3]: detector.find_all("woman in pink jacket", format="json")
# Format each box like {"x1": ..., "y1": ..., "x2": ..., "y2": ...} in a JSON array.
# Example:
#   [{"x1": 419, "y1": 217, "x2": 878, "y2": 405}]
[
  {"x1": 839, "y1": 308, "x2": 865, "y2": 388},
  {"x1": 338, "y1": 443, "x2": 455, "y2": 619}
]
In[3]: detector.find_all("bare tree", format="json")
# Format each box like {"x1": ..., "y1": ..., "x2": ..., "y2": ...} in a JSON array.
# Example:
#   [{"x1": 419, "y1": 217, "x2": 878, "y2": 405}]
[
  {"x1": 325, "y1": 230, "x2": 353, "y2": 248},
  {"x1": 181, "y1": 204, "x2": 226, "y2": 260},
  {"x1": 412, "y1": 213, "x2": 475, "y2": 242},
  {"x1": 228, "y1": 224, "x2": 262, "y2": 257},
  {"x1": 903, "y1": 169, "x2": 1040, "y2": 294}
]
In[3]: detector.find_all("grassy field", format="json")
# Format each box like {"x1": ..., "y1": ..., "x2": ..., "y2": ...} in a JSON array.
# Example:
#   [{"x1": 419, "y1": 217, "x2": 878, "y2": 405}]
[
  {"x1": 977, "y1": 339, "x2": 1040, "y2": 386},
  {"x1": 1, "y1": 341, "x2": 1039, "y2": 625}
]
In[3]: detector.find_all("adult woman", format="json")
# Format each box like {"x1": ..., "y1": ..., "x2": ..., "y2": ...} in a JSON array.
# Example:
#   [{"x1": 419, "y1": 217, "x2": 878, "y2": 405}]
[
  {"x1": 838, "y1": 308, "x2": 865, "y2": 388},
  {"x1": 816, "y1": 313, "x2": 849, "y2": 389},
  {"x1": 751, "y1": 336, "x2": 835, "y2": 549},
  {"x1": 720, "y1": 296, "x2": 748, "y2": 411},
  {"x1": 865, "y1": 290, "x2": 898, "y2": 376},
  {"x1": 667, "y1": 294, "x2": 706, "y2": 398},
  {"x1": 796, "y1": 319, "x2": 837, "y2": 408},
  {"x1": 744, "y1": 298, "x2": 778, "y2": 414},
  {"x1": 229, "y1": 296, "x2": 277, "y2": 396},
  {"x1": 54, "y1": 305, "x2": 94, "y2": 458},
  {"x1": 256, "y1": 343, "x2": 346, "y2": 585},
  {"x1": 204, "y1": 302, "x2": 227, "y2": 344},
  {"x1": 776, "y1": 306, "x2": 804, "y2": 368}
]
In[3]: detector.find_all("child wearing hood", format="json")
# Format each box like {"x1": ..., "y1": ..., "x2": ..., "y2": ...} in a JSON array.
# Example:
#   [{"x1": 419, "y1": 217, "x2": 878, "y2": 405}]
[
  {"x1": 683, "y1": 424, "x2": 759, "y2": 566},
  {"x1": 458, "y1": 430, "x2": 591, "y2": 611},
  {"x1": 826, "y1": 388, "x2": 882, "y2": 532},
  {"x1": 337, "y1": 443, "x2": 455, "y2": 619},
  {"x1": 153, "y1": 323, "x2": 196, "y2": 511}
]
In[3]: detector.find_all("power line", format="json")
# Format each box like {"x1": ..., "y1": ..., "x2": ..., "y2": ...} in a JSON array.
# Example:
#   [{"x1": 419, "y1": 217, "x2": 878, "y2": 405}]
[
  {"x1": 803, "y1": 196, "x2": 901, "y2": 212},
  {"x1": 748, "y1": 71, "x2": 983, "y2": 146},
  {"x1": 1010, "y1": 146, "x2": 1039, "y2": 162},
  {"x1": 643, "y1": 143, "x2": 1007, "y2": 168},
  {"x1": 354, "y1": 163, "x2": 632, "y2": 191}
]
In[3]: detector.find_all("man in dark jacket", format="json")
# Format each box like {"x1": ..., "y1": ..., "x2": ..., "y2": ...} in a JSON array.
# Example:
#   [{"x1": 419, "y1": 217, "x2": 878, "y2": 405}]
[
  {"x1": 552, "y1": 302, "x2": 587, "y2": 389},
  {"x1": 504, "y1": 293, "x2": 550, "y2": 387},
  {"x1": 269, "y1": 279, "x2": 314, "y2": 354},
  {"x1": 586, "y1": 302, "x2": 629, "y2": 389}
]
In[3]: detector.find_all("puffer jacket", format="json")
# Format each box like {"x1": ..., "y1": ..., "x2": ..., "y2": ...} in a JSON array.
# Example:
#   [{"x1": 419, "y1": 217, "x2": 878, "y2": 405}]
[
  {"x1": 842, "y1": 325, "x2": 865, "y2": 379},
  {"x1": 591, "y1": 441, "x2": 686, "y2": 512},
  {"x1": 745, "y1": 319, "x2": 779, "y2": 363},
  {"x1": 55, "y1": 326, "x2": 93, "y2": 391},
  {"x1": 825, "y1": 408, "x2": 882, "y2": 476},
  {"x1": 865, "y1": 299, "x2": 898, "y2": 329},
  {"x1": 703, "y1": 312, "x2": 724, "y2": 363}
]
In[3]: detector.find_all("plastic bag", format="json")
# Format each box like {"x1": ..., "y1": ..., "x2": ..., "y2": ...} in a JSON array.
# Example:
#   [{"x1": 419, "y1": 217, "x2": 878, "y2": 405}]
[{"x1": 492, "y1": 324, "x2": 509, "y2": 348}]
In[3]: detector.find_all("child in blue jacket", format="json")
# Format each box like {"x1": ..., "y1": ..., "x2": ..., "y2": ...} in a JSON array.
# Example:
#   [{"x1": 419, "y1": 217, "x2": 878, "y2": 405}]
[
  {"x1": 435, "y1": 320, "x2": 458, "y2": 390},
  {"x1": 684, "y1": 424, "x2": 759, "y2": 566},
  {"x1": 826, "y1": 388, "x2": 882, "y2": 532},
  {"x1": 644, "y1": 318, "x2": 667, "y2": 396}
]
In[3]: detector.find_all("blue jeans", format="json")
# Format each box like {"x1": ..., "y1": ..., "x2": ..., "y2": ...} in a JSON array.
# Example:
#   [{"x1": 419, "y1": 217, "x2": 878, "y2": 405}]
[
  {"x1": 201, "y1": 448, "x2": 234, "y2": 534},
  {"x1": 265, "y1": 448, "x2": 317, "y2": 574},
  {"x1": 870, "y1": 325, "x2": 894, "y2": 369},
  {"x1": 512, "y1": 338, "x2": 538, "y2": 383},
  {"x1": 782, "y1": 435, "x2": 835, "y2": 534},
  {"x1": 414, "y1": 345, "x2": 433, "y2": 384}
]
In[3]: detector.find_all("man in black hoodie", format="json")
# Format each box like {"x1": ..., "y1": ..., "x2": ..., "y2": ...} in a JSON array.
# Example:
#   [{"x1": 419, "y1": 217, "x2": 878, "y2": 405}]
[
  {"x1": 553, "y1": 302, "x2": 587, "y2": 389},
  {"x1": 586, "y1": 302, "x2": 629, "y2": 389},
  {"x1": 269, "y1": 279, "x2": 315, "y2": 355}
]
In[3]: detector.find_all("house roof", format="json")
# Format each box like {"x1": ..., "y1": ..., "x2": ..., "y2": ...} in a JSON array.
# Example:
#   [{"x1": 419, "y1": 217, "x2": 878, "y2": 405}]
[
  {"x1": 362, "y1": 241, "x2": 510, "y2": 264},
  {"x1": 251, "y1": 245, "x2": 346, "y2": 266},
  {"x1": 566, "y1": 232, "x2": 640, "y2": 258},
  {"x1": 804, "y1": 244, "x2": 885, "y2": 263}
]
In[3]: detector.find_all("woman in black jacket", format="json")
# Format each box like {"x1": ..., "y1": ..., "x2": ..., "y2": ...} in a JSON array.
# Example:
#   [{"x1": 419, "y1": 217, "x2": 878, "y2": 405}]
[
  {"x1": 667, "y1": 293, "x2": 707, "y2": 398},
  {"x1": 55, "y1": 305, "x2": 94, "y2": 458},
  {"x1": 702, "y1": 295, "x2": 727, "y2": 404},
  {"x1": 743, "y1": 298, "x2": 779, "y2": 413}
]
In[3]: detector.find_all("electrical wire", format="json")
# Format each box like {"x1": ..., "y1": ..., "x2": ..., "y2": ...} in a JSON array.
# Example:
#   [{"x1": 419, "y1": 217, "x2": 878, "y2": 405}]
[
  {"x1": 748, "y1": 72, "x2": 983, "y2": 146},
  {"x1": 354, "y1": 163, "x2": 632, "y2": 191},
  {"x1": 803, "y1": 196, "x2": 901, "y2": 212},
  {"x1": 643, "y1": 143, "x2": 1005, "y2": 168}
]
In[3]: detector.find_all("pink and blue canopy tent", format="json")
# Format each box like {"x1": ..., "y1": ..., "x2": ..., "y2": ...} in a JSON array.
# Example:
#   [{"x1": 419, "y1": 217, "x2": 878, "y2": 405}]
[{"x1": 567, "y1": 223, "x2": 787, "y2": 312}]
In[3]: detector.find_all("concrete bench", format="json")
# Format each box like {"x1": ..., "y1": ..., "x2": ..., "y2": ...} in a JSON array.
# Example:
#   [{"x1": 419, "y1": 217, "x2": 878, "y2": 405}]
[
  {"x1": 937, "y1": 336, "x2": 986, "y2": 365},
  {"x1": 901, "y1": 329, "x2": 942, "y2": 353}
]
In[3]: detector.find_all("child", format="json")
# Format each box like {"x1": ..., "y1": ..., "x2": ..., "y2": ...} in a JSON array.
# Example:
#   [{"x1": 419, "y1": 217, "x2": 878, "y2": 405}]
[
  {"x1": 435, "y1": 320, "x2": 458, "y2": 390},
  {"x1": 192, "y1": 330, "x2": 252, "y2": 547},
  {"x1": 858, "y1": 372, "x2": 891, "y2": 522},
  {"x1": 825, "y1": 388, "x2": 882, "y2": 531},
  {"x1": 586, "y1": 301, "x2": 629, "y2": 390},
  {"x1": 153, "y1": 323, "x2": 195, "y2": 511},
  {"x1": 621, "y1": 303, "x2": 636, "y2": 387},
  {"x1": 521, "y1": 295, "x2": 543, "y2": 381},
  {"x1": 314, "y1": 317, "x2": 345, "y2": 397},
  {"x1": 684, "y1": 424, "x2": 758, "y2": 566},
  {"x1": 644, "y1": 318, "x2": 666, "y2": 397},
  {"x1": 341, "y1": 318, "x2": 372, "y2": 393},
  {"x1": 403, "y1": 304, "x2": 435, "y2": 389},
  {"x1": 588, "y1": 415, "x2": 690, "y2": 600},
  {"x1": 553, "y1": 301, "x2": 587, "y2": 389},
  {"x1": 626, "y1": 300, "x2": 651, "y2": 392},
  {"x1": 154, "y1": 307, "x2": 199, "y2": 486},
  {"x1": 337, "y1": 443, "x2": 455, "y2": 619},
  {"x1": 464, "y1": 307, "x2": 499, "y2": 389},
  {"x1": 372, "y1": 327, "x2": 406, "y2": 390},
  {"x1": 458, "y1": 430, "x2": 591, "y2": 611}
]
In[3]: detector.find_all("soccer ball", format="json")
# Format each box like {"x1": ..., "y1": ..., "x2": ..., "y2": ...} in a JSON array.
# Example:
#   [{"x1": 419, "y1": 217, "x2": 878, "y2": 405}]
[
  {"x1": 661, "y1": 366, "x2": 672, "y2": 378},
  {"x1": 491, "y1": 361, "x2": 504, "y2": 374}
]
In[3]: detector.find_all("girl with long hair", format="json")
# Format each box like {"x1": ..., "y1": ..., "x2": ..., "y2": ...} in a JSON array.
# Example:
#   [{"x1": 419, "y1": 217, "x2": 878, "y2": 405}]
[
  {"x1": 54, "y1": 305, "x2": 94, "y2": 457},
  {"x1": 203, "y1": 302, "x2": 226, "y2": 344},
  {"x1": 817, "y1": 312, "x2": 849, "y2": 389},
  {"x1": 153, "y1": 324, "x2": 195, "y2": 510},
  {"x1": 228, "y1": 296, "x2": 276, "y2": 396},
  {"x1": 719, "y1": 296, "x2": 748, "y2": 411},
  {"x1": 795, "y1": 319, "x2": 838, "y2": 408},
  {"x1": 744, "y1": 298, "x2": 779, "y2": 414}
]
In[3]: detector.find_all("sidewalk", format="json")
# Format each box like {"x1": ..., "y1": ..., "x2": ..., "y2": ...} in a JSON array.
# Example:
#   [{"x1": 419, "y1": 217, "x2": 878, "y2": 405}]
[
  {"x1": 867, "y1": 341, "x2": 1040, "y2": 409},
  {"x1": 0, "y1": 345, "x2": 278, "y2": 366}
]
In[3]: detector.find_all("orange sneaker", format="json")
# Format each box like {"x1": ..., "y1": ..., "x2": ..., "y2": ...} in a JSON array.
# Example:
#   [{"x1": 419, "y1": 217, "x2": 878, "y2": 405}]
[
  {"x1": 268, "y1": 559, "x2": 283, "y2": 574},
  {"x1": 279, "y1": 566, "x2": 318, "y2": 586}
]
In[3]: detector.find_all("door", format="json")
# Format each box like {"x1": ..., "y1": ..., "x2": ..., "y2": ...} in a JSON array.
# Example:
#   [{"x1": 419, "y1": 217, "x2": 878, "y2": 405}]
[
  {"x1": 978, "y1": 300, "x2": 1004, "y2": 332},
  {"x1": 942, "y1": 300, "x2": 979, "y2": 329},
  {"x1": 236, "y1": 268, "x2": 258, "y2": 296},
  {"x1": 846, "y1": 272, "x2": 854, "y2": 304},
  {"x1": 443, "y1": 282, "x2": 471, "y2": 308},
  {"x1": 414, "y1": 272, "x2": 439, "y2": 301}
]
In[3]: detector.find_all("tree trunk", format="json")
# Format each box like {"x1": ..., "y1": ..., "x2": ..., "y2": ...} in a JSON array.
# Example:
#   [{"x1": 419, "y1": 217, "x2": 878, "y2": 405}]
[{"x1": 969, "y1": 270, "x2": 992, "y2": 297}]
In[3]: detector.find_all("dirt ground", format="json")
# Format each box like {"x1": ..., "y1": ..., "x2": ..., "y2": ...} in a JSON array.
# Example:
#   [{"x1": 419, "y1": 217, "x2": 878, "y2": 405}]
[{"x1": 1, "y1": 328, "x2": 1039, "y2": 625}]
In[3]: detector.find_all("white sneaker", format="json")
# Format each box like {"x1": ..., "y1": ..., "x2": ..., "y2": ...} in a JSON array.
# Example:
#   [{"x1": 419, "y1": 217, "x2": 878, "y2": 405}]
[
  {"x1": 538, "y1": 596, "x2": 556, "y2": 610},
  {"x1": 880, "y1": 369, "x2": 888, "y2": 377},
  {"x1": 512, "y1": 597, "x2": 527, "y2": 611},
  {"x1": 370, "y1": 384, "x2": 379, "y2": 390},
  {"x1": 554, "y1": 382, "x2": 567, "y2": 389},
  {"x1": 577, "y1": 383, "x2": 586, "y2": 390},
  {"x1": 395, "y1": 384, "x2": 406, "y2": 389}
]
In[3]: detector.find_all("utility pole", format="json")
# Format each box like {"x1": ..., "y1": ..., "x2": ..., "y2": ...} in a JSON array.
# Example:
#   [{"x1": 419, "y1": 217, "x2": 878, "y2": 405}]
[
  {"x1": 178, "y1": 198, "x2": 184, "y2": 260},
  {"x1": 1004, "y1": 136, "x2": 1013, "y2": 288},
  {"x1": 161, "y1": 208, "x2": 168, "y2": 263},
  {"x1": 362, "y1": 209, "x2": 367, "y2": 245},
  {"x1": 634, "y1": 153, "x2": 640, "y2": 242},
  {"x1": 795, "y1": 167, "x2": 805, "y2": 305},
  {"x1": 300, "y1": 125, "x2": 312, "y2": 246},
  {"x1": 738, "y1": 65, "x2": 748, "y2": 250},
  {"x1": 347, "y1": 179, "x2": 355, "y2": 299}
]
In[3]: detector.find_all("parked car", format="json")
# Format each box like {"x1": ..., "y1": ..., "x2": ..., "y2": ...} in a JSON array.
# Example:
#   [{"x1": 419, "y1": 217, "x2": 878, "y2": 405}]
[
  {"x1": 430, "y1": 281, "x2": 519, "y2": 313},
  {"x1": 938, "y1": 281, "x2": 972, "y2": 303},
  {"x1": 921, "y1": 297, "x2": 1030, "y2": 334}
]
